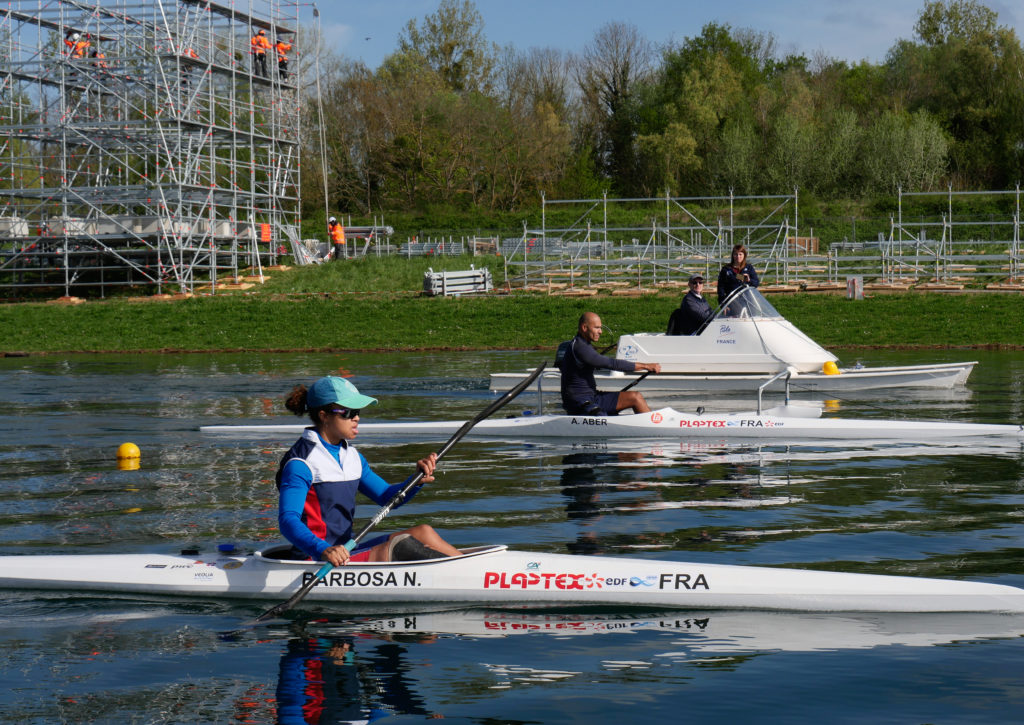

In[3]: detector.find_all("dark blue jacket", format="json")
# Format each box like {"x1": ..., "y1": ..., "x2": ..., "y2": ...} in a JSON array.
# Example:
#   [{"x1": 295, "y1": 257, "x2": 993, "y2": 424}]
[
  {"x1": 667, "y1": 291, "x2": 713, "y2": 335},
  {"x1": 556, "y1": 334, "x2": 636, "y2": 408},
  {"x1": 717, "y1": 263, "x2": 759, "y2": 307}
]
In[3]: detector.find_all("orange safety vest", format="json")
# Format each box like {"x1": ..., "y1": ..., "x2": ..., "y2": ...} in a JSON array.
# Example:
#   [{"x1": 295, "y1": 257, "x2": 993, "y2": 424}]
[
  {"x1": 251, "y1": 33, "x2": 271, "y2": 56},
  {"x1": 68, "y1": 39, "x2": 90, "y2": 58},
  {"x1": 275, "y1": 41, "x2": 292, "y2": 61},
  {"x1": 329, "y1": 222, "x2": 346, "y2": 245}
]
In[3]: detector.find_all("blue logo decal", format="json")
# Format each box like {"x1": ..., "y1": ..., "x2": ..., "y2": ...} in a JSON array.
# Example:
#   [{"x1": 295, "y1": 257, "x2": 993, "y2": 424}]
[{"x1": 629, "y1": 575, "x2": 658, "y2": 587}]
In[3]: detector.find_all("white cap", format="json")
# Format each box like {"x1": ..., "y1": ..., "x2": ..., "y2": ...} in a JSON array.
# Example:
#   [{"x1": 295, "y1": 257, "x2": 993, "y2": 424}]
[
  {"x1": 329, "y1": 216, "x2": 336, "y2": 223},
  {"x1": 72, "y1": 32, "x2": 80, "y2": 40}
]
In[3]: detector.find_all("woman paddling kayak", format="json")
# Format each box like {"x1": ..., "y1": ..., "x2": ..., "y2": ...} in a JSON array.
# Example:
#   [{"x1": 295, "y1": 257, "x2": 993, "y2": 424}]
[{"x1": 276, "y1": 376, "x2": 460, "y2": 564}]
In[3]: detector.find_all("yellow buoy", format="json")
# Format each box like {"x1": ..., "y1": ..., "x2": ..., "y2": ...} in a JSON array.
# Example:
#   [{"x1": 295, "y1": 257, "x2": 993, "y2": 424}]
[
  {"x1": 117, "y1": 442, "x2": 141, "y2": 459},
  {"x1": 823, "y1": 361, "x2": 840, "y2": 375},
  {"x1": 117, "y1": 442, "x2": 141, "y2": 470}
]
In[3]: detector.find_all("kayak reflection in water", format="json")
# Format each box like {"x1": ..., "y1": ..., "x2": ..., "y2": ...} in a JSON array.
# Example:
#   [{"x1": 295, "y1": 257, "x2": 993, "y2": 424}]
[
  {"x1": 276, "y1": 635, "x2": 443, "y2": 723},
  {"x1": 276, "y1": 376, "x2": 461, "y2": 565}
]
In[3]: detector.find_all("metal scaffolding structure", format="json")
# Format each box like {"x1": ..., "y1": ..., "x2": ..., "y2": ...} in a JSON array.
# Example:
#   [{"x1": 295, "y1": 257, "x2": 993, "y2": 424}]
[
  {"x1": 498, "y1": 187, "x2": 1024, "y2": 292},
  {"x1": 501, "y1": 190, "x2": 799, "y2": 289},
  {"x1": 0, "y1": 0, "x2": 300, "y2": 295},
  {"x1": 884, "y1": 186, "x2": 1023, "y2": 284}
]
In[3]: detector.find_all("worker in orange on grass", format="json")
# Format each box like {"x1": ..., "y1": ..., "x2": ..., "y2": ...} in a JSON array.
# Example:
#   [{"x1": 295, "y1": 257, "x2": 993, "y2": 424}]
[
  {"x1": 275, "y1": 36, "x2": 293, "y2": 80},
  {"x1": 328, "y1": 217, "x2": 346, "y2": 261},
  {"x1": 251, "y1": 28, "x2": 271, "y2": 77}
]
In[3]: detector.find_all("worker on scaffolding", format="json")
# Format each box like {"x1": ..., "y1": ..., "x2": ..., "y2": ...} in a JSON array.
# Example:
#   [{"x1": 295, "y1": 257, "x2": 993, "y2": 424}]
[
  {"x1": 251, "y1": 28, "x2": 271, "y2": 77},
  {"x1": 179, "y1": 46, "x2": 199, "y2": 88},
  {"x1": 65, "y1": 31, "x2": 91, "y2": 59},
  {"x1": 89, "y1": 47, "x2": 110, "y2": 82},
  {"x1": 328, "y1": 217, "x2": 346, "y2": 261},
  {"x1": 275, "y1": 35, "x2": 293, "y2": 80},
  {"x1": 89, "y1": 48, "x2": 108, "y2": 67}
]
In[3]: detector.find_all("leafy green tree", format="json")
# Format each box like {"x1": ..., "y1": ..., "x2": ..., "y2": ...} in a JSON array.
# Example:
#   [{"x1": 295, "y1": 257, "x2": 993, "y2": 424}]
[
  {"x1": 915, "y1": 0, "x2": 997, "y2": 43},
  {"x1": 638, "y1": 52, "x2": 743, "y2": 193},
  {"x1": 394, "y1": 0, "x2": 498, "y2": 93},
  {"x1": 715, "y1": 117, "x2": 759, "y2": 193},
  {"x1": 888, "y1": 0, "x2": 1024, "y2": 186},
  {"x1": 574, "y1": 22, "x2": 653, "y2": 195},
  {"x1": 860, "y1": 110, "x2": 949, "y2": 193}
]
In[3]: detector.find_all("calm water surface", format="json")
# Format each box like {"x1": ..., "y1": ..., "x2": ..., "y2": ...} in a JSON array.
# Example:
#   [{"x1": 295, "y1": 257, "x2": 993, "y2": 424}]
[{"x1": 2, "y1": 348, "x2": 1024, "y2": 723}]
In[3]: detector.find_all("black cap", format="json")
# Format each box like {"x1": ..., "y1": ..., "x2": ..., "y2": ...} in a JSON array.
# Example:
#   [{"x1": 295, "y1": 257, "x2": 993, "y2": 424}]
[{"x1": 689, "y1": 275, "x2": 704, "y2": 284}]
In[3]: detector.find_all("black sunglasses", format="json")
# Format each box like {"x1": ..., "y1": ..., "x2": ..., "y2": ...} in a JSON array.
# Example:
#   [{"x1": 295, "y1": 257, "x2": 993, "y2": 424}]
[{"x1": 327, "y1": 407, "x2": 361, "y2": 420}]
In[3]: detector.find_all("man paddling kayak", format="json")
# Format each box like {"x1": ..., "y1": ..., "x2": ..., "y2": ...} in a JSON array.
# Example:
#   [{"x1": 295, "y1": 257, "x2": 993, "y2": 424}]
[
  {"x1": 556, "y1": 311, "x2": 661, "y2": 415},
  {"x1": 276, "y1": 376, "x2": 460, "y2": 564}
]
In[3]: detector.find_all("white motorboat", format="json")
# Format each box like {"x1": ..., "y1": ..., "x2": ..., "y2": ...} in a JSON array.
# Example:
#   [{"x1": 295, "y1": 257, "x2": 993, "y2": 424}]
[
  {"x1": 200, "y1": 405, "x2": 1024, "y2": 442},
  {"x1": 489, "y1": 286, "x2": 976, "y2": 393},
  {"x1": 1, "y1": 543, "x2": 1023, "y2": 613}
]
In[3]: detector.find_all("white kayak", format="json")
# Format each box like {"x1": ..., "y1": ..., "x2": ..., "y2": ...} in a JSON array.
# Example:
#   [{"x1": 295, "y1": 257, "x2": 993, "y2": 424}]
[
  {"x1": 200, "y1": 405, "x2": 1024, "y2": 442},
  {"x1": 1, "y1": 543, "x2": 1023, "y2": 613}
]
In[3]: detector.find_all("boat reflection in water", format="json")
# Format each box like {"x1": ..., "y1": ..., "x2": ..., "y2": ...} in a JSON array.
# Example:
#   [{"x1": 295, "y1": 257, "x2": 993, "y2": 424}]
[
  {"x1": 557, "y1": 448, "x2": 799, "y2": 556},
  {"x1": 276, "y1": 631, "x2": 444, "y2": 723},
  {"x1": 342, "y1": 608, "x2": 1024, "y2": 653},
  {"x1": 274, "y1": 606, "x2": 1024, "y2": 712}
]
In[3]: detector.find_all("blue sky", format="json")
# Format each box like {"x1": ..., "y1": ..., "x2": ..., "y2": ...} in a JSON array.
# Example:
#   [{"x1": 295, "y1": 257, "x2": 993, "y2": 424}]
[{"x1": 299, "y1": 0, "x2": 1024, "y2": 69}]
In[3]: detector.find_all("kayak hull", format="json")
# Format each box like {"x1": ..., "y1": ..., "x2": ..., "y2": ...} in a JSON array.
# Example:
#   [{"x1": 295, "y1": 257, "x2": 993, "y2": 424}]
[
  {"x1": 1, "y1": 544, "x2": 1023, "y2": 613},
  {"x1": 200, "y1": 406, "x2": 1024, "y2": 441}
]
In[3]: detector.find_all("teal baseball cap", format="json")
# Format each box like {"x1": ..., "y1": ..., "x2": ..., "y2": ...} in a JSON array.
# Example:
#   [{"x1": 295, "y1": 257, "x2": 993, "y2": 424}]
[{"x1": 307, "y1": 376, "x2": 378, "y2": 410}]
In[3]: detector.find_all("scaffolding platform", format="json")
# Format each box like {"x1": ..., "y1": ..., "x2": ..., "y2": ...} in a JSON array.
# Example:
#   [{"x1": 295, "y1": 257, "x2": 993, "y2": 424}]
[{"x1": 0, "y1": 0, "x2": 300, "y2": 296}]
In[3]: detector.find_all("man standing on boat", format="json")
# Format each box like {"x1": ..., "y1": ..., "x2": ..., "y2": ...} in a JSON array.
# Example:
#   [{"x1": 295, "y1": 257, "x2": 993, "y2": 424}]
[
  {"x1": 557, "y1": 312, "x2": 661, "y2": 416},
  {"x1": 666, "y1": 275, "x2": 713, "y2": 335}
]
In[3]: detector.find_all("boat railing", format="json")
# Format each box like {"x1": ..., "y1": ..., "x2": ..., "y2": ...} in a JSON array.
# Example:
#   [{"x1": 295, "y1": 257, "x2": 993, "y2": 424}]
[{"x1": 757, "y1": 368, "x2": 795, "y2": 414}]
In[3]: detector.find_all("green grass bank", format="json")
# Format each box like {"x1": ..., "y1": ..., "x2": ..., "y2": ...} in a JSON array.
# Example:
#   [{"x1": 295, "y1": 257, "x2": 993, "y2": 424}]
[{"x1": 1, "y1": 289, "x2": 1019, "y2": 355}]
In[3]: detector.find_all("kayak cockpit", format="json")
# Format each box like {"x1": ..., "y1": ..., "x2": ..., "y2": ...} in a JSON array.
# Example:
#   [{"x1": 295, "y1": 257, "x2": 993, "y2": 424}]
[{"x1": 254, "y1": 543, "x2": 508, "y2": 566}]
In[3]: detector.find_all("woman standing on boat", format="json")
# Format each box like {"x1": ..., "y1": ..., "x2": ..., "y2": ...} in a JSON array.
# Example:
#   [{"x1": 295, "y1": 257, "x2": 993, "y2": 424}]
[
  {"x1": 716, "y1": 244, "x2": 760, "y2": 308},
  {"x1": 276, "y1": 376, "x2": 461, "y2": 565}
]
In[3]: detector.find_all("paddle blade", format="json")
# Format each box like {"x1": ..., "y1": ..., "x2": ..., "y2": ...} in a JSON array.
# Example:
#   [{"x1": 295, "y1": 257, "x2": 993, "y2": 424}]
[{"x1": 247, "y1": 560, "x2": 331, "y2": 625}]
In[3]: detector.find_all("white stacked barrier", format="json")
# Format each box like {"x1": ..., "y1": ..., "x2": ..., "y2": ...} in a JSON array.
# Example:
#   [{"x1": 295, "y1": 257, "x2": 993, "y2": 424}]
[{"x1": 423, "y1": 266, "x2": 493, "y2": 296}]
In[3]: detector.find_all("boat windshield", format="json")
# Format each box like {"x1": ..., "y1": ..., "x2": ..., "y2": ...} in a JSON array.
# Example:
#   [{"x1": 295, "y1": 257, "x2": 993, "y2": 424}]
[{"x1": 713, "y1": 286, "x2": 783, "y2": 320}]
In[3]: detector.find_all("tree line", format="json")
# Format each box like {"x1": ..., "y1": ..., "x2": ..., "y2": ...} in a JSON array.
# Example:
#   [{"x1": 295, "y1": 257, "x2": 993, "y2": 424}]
[{"x1": 300, "y1": 0, "x2": 1024, "y2": 219}]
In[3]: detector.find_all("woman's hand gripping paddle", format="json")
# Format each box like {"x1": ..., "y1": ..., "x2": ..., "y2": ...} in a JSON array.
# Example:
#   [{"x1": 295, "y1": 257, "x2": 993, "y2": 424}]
[{"x1": 248, "y1": 361, "x2": 548, "y2": 625}]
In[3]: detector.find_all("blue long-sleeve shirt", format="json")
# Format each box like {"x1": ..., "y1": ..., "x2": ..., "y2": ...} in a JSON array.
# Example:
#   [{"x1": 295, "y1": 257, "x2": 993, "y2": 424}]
[{"x1": 277, "y1": 429, "x2": 421, "y2": 560}]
